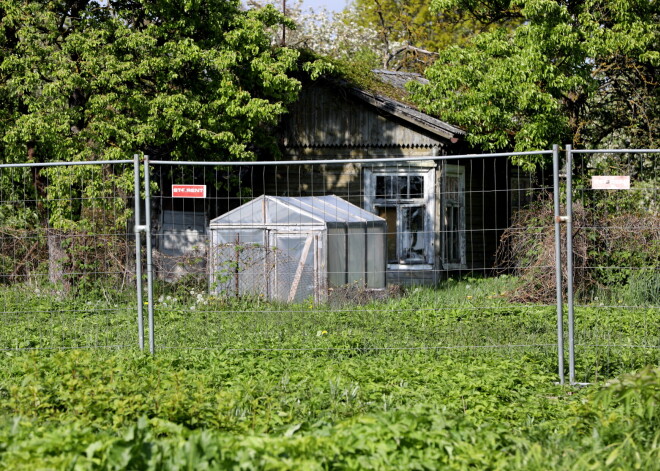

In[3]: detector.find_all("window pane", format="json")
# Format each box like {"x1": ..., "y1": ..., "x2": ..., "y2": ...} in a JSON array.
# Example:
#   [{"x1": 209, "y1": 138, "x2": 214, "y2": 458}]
[
  {"x1": 409, "y1": 176, "x2": 424, "y2": 198},
  {"x1": 376, "y1": 176, "x2": 406, "y2": 199},
  {"x1": 378, "y1": 206, "x2": 398, "y2": 263},
  {"x1": 445, "y1": 176, "x2": 460, "y2": 202},
  {"x1": 401, "y1": 206, "x2": 426, "y2": 262},
  {"x1": 376, "y1": 176, "x2": 386, "y2": 198},
  {"x1": 375, "y1": 175, "x2": 424, "y2": 200},
  {"x1": 445, "y1": 205, "x2": 461, "y2": 264},
  {"x1": 394, "y1": 176, "x2": 407, "y2": 198}
]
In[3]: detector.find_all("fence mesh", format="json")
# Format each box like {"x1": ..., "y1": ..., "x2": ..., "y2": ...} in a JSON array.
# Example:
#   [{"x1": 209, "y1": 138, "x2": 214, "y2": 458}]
[
  {"x1": 148, "y1": 156, "x2": 560, "y2": 357},
  {"x1": 0, "y1": 162, "x2": 138, "y2": 350},
  {"x1": 569, "y1": 150, "x2": 660, "y2": 382},
  {"x1": 1, "y1": 151, "x2": 657, "y2": 383}
]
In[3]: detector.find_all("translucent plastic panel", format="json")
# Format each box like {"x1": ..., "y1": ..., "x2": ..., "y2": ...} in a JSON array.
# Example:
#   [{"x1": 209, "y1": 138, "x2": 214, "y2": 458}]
[
  {"x1": 327, "y1": 228, "x2": 347, "y2": 287},
  {"x1": 216, "y1": 200, "x2": 264, "y2": 225},
  {"x1": 210, "y1": 229, "x2": 266, "y2": 297},
  {"x1": 277, "y1": 197, "x2": 342, "y2": 224},
  {"x1": 347, "y1": 227, "x2": 366, "y2": 285},
  {"x1": 311, "y1": 196, "x2": 383, "y2": 222},
  {"x1": 366, "y1": 226, "x2": 386, "y2": 288},
  {"x1": 270, "y1": 231, "x2": 317, "y2": 303},
  {"x1": 213, "y1": 195, "x2": 385, "y2": 226},
  {"x1": 277, "y1": 196, "x2": 383, "y2": 224},
  {"x1": 266, "y1": 199, "x2": 318, "y2": 225}
]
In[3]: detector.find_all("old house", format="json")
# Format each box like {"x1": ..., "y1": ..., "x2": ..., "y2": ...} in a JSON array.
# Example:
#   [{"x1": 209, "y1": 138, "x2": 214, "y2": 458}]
[
  {"x1": 155, "y1": 70, "x2": 534, "y2": 287},
  {"x1": 257, "y1": 70, "x2": 526, "y2": 285}
]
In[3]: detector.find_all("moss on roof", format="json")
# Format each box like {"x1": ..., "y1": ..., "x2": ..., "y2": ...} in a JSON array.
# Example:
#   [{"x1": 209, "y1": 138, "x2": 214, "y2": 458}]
[
  {"x1": 295, "y1": 49, "x2": 419, "y2": 104},
  {"x1": 328, "y1": 60, "x2": 417, "y2": 104}
]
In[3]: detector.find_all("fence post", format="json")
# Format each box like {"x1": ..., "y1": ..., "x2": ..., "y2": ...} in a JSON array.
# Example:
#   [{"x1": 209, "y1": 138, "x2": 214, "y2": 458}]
[
  {"x1": 143, "y1": 155, "x2": 155, "y2": 354},
  {"x1": 553, "y1": 144, "x2": 564, "y2": 385},
  {"x1": 565, "y1": 145, "x2": 575, "y2": 384},
  {"x1": 133, "y1": 154, "x2": 145, "y2": 351}
]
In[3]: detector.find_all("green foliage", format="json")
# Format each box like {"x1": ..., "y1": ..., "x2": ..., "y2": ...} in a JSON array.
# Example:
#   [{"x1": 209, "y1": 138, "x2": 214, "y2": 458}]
[
  {"x1": 498, "y1": 182, "x2": 659, "y2": 305},
  {"x1": 0, "y1": 348, "x2": 659, "y2": 468},
  {"x1": 0, "y1": 277, "x2": 659, "y2": 468},
  {"x1": 573, "y1": 366, "x2": 660, "y2": 469},
  {"x1": 410, "y1": 0, "x2": 659, "y2": 162},
  {"x1": 0, "y1": 0, "x2": 317, "y2": 230},
  {"x1": 1, "y1": 0, "x2": 303, "y2": 164},
  {"x1": 573, "y1": 154, "x2": 660, "y2": 297},
  {"x1": 1, "y1": 275, "x2": 658, "y2": 367},
  {"x1": 318, "y1": 56, "x2": 414, "y2": 104},
  {"x1": 0, "y1": 0, "x2": 329, "y2": 289},
  {"x1": 346, "y1": 0, "x2": 514, "y2": 72},
  {"x1": 622, "y1": 270, "x2": 660, "y2": 306}
]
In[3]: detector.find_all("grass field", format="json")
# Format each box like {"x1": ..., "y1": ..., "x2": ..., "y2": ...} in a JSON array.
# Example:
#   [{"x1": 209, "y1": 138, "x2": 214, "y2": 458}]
[{"x1": 0, "y1": 276, "x2": 659, "y2": 469}]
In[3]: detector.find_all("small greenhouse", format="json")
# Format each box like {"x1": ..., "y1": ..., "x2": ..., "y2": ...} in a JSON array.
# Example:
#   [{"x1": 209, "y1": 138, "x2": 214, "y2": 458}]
[{"x1": 209, "y1": 195, "x2": 387, "y2": 303}]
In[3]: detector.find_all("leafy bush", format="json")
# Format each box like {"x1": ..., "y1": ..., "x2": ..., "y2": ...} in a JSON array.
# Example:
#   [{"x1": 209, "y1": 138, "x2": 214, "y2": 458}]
[
  {"x1": 0, "y1": 349, "x2": 659, "y2": 469},
  {"x1": 498, "y1": 196, "x2": 659, "y2": 304},
  {"x1": 497, "y1": 196, "x2": 590, "y2": 303}
]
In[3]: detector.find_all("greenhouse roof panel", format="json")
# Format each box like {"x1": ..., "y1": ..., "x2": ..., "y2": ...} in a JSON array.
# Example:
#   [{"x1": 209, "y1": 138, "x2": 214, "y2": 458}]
[{"x1": 210, "y1": 195, "x2": 384, "y2": 226}]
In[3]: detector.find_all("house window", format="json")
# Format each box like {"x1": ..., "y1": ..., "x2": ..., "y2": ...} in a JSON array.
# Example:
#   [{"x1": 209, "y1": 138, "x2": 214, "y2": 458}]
[
  {"x1": 365, "y1": 169, "x2": 434, "y2": 266},
  {"x1": 441, "y1": 165, "x2": 466, "y2": 268}
]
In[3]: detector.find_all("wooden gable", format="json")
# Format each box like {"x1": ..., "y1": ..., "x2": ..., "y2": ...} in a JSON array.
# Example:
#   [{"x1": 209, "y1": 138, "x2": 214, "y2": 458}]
[{"x1": 282, "y1": 83, "x2": 463, "y2": 150}]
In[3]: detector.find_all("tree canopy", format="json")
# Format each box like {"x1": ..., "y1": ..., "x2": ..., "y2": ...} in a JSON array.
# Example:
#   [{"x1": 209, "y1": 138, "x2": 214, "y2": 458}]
[
  {"x1": 346, "y1": 0, "x2": 499, "y2": 71},
  {"x1": 409, "y1": 0, "x2": 660, "y2": 161},
  {"x1": 0, "y1": 0, "x2": 317, "y2": 166},
  {"x1": 0, "y1": 0, "x2": 335, "y2": 236},
  {"x1": 253, "y1": 0, "x2": 505, "y2": 73}
]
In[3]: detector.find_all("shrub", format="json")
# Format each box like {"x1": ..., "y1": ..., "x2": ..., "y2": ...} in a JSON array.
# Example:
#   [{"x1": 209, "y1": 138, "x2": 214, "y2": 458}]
[{"x1": 497, "y1": 195, "x2": 659, "y2": 304}]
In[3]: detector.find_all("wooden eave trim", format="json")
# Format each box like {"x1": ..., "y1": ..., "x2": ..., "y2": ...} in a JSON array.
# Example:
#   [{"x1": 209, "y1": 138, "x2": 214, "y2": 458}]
[{"x1": 347, "y1": 87, "x2": 465, "y2": 141}]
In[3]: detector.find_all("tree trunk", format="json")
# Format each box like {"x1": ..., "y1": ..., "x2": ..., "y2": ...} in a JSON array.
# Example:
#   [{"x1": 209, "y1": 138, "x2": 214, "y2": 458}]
[
  {"x1": 29, "y1": 144, "x2": 70, "y2": 290},
  {"x1": 47, "y1": 229, "x2": 69, "y2": 289}
]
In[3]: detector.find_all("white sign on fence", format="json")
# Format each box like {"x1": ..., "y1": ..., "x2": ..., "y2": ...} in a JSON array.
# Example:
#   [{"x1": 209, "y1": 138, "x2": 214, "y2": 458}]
[{"x1": 591, "y1": 176, "x2": 630, "y2": 190}]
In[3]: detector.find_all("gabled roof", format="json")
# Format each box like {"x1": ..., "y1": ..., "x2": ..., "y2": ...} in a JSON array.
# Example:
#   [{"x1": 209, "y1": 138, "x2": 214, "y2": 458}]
[
  {"x1": 282, "y1": 68, "x2": 465, "y2": 148},
  {"x1": 348, "y1": 69, "x2": 464, "y2": 142},
  {"x1": 210, "y1": 195, "x2": 385, "y2": 227}
]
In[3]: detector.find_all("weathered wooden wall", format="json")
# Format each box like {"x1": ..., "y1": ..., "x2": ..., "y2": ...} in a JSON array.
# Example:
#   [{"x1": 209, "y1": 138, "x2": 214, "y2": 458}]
[
  {"x1": 283, "y1": 85, "x2": 448, "y2": 149},
  {"x1": 254, "y1": 159, "x2": 514, "y2": 278},
  {"x1": 251, "y1": 84, "x2": 525, "y2": 285}
]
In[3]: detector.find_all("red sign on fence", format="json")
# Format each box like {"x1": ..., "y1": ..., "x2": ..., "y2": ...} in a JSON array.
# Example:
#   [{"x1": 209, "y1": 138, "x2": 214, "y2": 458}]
[{"x1": 172, "y1": 184, "x2": 207, "y2": 198}]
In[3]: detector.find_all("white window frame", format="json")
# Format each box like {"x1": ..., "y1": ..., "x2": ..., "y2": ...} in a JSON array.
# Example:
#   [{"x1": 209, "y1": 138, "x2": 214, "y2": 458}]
[
  {"x1": 441, "y1": 164, "x2": 466, "y2": 269},
  {"x1": 364, "y1": 166, "x2": 435, "y2": 269}
]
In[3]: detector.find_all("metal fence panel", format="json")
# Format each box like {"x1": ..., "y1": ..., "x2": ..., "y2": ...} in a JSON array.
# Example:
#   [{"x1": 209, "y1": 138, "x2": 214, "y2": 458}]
[
  {"x1": 566, "y1": 148, "x2": 660, "y2": 383},
  {"x1": 0, "y1": 160, "x2": 140, "y2": 351},
  {"x1": 146, "y1": 153, "x2": 560, "y2": 361},
  {"x1": 3, "y1": 148, "x2": 656, "y2": 386}
]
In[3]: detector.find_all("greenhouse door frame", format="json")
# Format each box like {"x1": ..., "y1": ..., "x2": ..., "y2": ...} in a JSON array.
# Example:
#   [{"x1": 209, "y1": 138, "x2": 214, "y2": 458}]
[{"x1": 268, "y1": 229, "x2": 325, "y2": 304}]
